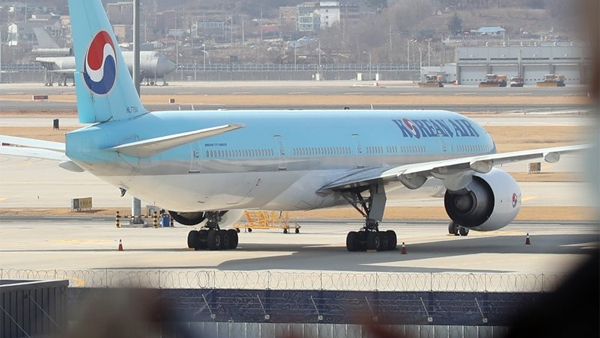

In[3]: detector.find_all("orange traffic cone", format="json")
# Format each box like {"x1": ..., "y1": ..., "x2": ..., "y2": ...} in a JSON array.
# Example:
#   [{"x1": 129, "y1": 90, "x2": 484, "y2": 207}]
[
  {"x1": 525, "y1": 233, "x2": 531, "y2": 245},
  {"x1": 401, "y1": 242, "x2": 407, "y2": 254},
  {"x1": 118, "y1": 239, "x2": 124, "y2": 251}
]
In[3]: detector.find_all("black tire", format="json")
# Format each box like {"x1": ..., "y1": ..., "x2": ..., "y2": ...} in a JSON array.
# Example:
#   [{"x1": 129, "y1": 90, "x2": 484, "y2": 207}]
[
  {"x1": 356, "y1": 231, "x2": 368, "y2": 251},
  {"x1": 295, "y1": 228, "x2": 300, "y2": 234},
  {"x1": 448, "y1": 221, "x2": 459, "y2": 236},
  {"x1": 221, "y1": 230, "x2": 231, "y2": 249},
  {"x1": 386, "y1": 230, "x2": 397, "y2": 250},
  {"x1": 197, "y1": 230, "x2": 209, "y2": 250},
  {"x1": 187, "y1": 230, "x2": 199, "y2": 249},
  {"x1": 458, "y1": 226, "x2": 470, "y2": 236},
  {"x1": 346, "y1": 231, "x2": 359, "y2": 251},
  {"x1": 366, "y1": 232, "x2": 382, "y2": 251},
  {"x1": 284, "y1": 228, "x2": 288, "y2": 234},
  {"x1": 227, "y1": 229, "x2": 239, "y2": 249},
  {"x1": 379, "y1": 233, "x2": 389, "y2": 252},
  {"x1": 248, "y1": 228, "x2": 253, "y2": 233},
  {"x1": 236, "y1": 228, "x2": 241, "y2": 233},
  {"x1": 207, "y1": 230, "x2": 223, "y2": 250}
]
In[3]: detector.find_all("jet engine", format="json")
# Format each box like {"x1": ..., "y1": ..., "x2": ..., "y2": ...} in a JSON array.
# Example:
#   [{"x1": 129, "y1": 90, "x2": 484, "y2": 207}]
[
  {"x1": 444, "y1": 168, "x2": 521, "y2": 231},
  {"x1": 168, "y1": 211, "x2": 206, "y2": 225},
  {"x1": 168, "y1": 209, "x2": 245, "y2": 227}
]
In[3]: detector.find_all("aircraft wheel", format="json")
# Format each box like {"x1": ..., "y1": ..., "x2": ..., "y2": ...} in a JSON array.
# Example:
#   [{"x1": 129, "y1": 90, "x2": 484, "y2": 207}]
[
  {"x1": 295, "y1": 228, "x2": 300, "y2": 234},
  {"x1": 207, "y1": 230, "x2": 223, "y2": 250},
  {"x1": 187, "y1": 230, "x2": 199, "y2": 249},
  {"x1": 346, "y1": 231, "x2": 359, "y2": 251},
  {"x1": 284, "y1": 228, "x2": 288, "y2": 234},
  {"x1": 459, "y1": 226, "x2": 470, "y2": 236},
  {"x1": 448, "y1": 221, "x2": 459, "y2": 236},
  {"x1": 221, "y1": 230, "x2": 231, "y2": 249},
  {"x1": 247, "y1": 228, "x2": 252, "y2": 233},
  {"x1": 227, "y1": 229, "x2": 238, "y2": 249},
  {"x1": 197, "y1": 230, "x2": 209, "y2": 250},
  {"x1": 379, "y1": 232, "x2": 390, "y2": 252},
  {"x1": 386, "y1": 230, "x2": 397, "y2": 250},
  {"x1": 366, "y1": 232, "x2": 382, "y2": 251}
]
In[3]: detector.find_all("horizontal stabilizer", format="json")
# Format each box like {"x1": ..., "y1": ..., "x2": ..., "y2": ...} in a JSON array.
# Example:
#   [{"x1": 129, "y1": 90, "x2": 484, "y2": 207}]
[
  {"x1": 0, "y1": 135, "x2": 65, "y2": 152},
  {"x1": 107, "y1": 124, "x2": 245, "y2": 158},
  {"x1": 0, "y1": 145, "x2": 68, "y2": 161}
]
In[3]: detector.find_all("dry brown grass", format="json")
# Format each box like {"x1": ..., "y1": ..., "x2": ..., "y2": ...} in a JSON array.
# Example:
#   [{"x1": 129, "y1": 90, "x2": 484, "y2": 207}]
[{"x1": 0, "y1": 93, "x2": 593, "y2": 107}]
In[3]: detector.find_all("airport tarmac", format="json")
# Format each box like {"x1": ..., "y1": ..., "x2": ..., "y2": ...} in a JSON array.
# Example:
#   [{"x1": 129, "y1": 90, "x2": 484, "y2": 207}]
[{"x1": 0, "y1": 218, "x2": 597, "y2": 277}]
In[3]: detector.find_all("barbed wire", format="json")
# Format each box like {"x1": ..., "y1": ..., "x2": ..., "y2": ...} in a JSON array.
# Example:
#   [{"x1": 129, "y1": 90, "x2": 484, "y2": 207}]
[{"x1": 0, "y1": 269, "x2": 566, "y2": 292}]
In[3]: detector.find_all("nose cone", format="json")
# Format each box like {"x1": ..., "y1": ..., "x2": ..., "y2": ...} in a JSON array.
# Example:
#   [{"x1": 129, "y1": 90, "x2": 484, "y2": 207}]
[{"x1": 156, "y1": 57, "x2": 176, "y2": 76}]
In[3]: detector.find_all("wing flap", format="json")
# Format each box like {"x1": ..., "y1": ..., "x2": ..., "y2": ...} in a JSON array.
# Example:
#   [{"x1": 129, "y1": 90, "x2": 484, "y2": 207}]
[{"x1": 107, "y1": 123, "x2": 245, "y2": 158}]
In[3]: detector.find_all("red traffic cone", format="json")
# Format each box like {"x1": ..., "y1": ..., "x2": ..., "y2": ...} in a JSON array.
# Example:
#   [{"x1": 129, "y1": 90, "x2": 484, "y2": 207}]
[
  {"x1": 118, "y1": 239, "x2": 124, "y2": 251},
  {"x1": 525, "y1": 233, "x2": 531, "y2": 245},
  {"x1": 401, "y1": 242, "x2": 407, "y2": 254}
]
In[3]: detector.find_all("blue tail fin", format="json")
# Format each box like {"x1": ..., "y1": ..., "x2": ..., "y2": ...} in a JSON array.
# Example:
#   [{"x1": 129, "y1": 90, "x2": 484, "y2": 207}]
[{"x1": 68, "y1": 0, "x2": 147, "y2": 123}]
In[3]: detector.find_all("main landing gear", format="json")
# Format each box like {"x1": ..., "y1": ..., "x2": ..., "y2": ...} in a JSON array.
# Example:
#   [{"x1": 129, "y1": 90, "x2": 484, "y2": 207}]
[
  {"x1": 186, "y1": 212, "x2": 239, "y2": 250},
  {"x1": 448, "y1": 221, "x2": 470, "y2": 236},
  {"x1": 342, "y1": 184, "x2": 397, "y2": 252}
]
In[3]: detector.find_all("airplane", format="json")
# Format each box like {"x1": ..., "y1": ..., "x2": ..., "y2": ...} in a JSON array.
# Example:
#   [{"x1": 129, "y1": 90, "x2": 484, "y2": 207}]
[
  {"x1": 36, "y1": 50, "x2": 177, "y2": 87},
  {"x1": 0, "y1": 0, "x2": 589, "y2": 252}
]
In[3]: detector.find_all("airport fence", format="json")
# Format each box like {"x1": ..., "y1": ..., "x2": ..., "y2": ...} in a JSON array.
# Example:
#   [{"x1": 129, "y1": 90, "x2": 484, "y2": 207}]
[{"x1": 0, "y1": 269, "x2": 566, "y2": 292}]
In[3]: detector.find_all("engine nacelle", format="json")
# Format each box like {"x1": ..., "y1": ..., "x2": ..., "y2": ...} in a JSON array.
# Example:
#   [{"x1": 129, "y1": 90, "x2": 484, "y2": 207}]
[
  {"x1": 168, "y1": 211, "x2": 206, "y2": 225},
  {"x1": 444, "y1": 168, "x2": 521, "y2": 231},
  {"x1": 168, "y1": 210, "x2": 245, "y2": 227}
]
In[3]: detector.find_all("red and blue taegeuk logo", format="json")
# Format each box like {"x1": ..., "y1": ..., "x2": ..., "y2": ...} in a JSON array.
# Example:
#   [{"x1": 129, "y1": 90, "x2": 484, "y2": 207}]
[{"x1": 83, "y1": 31, "x2": 117, "y2": 95}]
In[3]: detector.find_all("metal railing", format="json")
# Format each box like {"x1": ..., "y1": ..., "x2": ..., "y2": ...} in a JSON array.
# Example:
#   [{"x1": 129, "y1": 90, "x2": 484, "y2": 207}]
[
  {"x1": 0, "y1": 269, "x2": 566, "y2": 292},
  {"x1": 1, "y1": 63, "x2": 415, "y2": 73}
]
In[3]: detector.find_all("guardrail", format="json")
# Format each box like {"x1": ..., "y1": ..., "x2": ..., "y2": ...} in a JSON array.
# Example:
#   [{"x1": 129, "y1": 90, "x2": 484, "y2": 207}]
[{"x1": 0, "y1": 269, "x2": 567, "y2": 292}]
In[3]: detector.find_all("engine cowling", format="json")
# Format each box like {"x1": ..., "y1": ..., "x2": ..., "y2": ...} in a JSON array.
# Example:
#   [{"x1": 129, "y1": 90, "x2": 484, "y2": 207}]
[
  {"x1": 444, "y1": 168, "x2": 521, "y2": 231},
  {"x1": 168, "y1": 210, "x2": 245, "y2": 227},
  {"x1": 168, "y1": 211, "x2": 206, "y2": 226}
]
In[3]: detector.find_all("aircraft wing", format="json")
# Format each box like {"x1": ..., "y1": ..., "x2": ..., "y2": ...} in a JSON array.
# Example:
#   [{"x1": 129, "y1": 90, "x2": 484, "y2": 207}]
[
  {"x1": 107, "y1": 124, "x2": 245, "y2": 158},
  {"x1": 320, "y1": 144, "x2": 589, "y2": 191}
]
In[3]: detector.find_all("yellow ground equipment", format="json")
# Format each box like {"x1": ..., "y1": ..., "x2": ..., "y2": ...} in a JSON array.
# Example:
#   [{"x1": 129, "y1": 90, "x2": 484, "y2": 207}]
[
  {"x1": 418, "y1": 74, "x2": 444, "y2": 88},
  {"x1": 234, "y1": 211, "x2": 301, "y2": 233},
  {"x1": 479, "y1": 74, "x2": 507, "y2": 87},
  {"x1": 536, "y1": 74, "x2": 565, "y2": 87}
]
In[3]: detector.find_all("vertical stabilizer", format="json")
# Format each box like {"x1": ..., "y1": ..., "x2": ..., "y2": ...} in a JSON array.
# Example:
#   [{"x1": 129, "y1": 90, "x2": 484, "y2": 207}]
[{"x1": 68, "y1": 0, "x2": 147, "y2": 123}]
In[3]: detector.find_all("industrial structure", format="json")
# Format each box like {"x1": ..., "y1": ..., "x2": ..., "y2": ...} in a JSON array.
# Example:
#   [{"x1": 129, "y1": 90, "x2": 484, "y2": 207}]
[{"x1": 455, "y1": 42, "x2": 590, "y2": 85}]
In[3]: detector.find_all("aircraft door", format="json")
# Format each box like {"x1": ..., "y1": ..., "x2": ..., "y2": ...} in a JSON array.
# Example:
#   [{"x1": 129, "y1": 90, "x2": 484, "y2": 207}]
[
  {"x1": 273, "y1": 135, "x2": 287, "y2": 170},
  {"x1": 352, "y1": 134, "x2": 365, "y2": 168},
  {"x1": 189, "y1": 142, "x2": 202, "y2": 173}
]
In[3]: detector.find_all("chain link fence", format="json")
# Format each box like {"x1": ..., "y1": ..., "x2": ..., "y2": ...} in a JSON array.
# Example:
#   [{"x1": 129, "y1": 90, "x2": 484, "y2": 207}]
[{"x1": 0, "y1": 269, "x2": 566, "y2": 292}]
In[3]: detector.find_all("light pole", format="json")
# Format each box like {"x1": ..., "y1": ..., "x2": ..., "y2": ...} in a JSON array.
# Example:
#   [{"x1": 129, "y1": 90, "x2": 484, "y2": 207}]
[{"x1": 363, "y1": 50, "x2": 372, "y2": 80}]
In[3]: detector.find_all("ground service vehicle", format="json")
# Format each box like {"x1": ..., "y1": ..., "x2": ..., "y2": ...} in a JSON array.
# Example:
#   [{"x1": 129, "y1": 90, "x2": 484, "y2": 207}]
[
  {"x1": 479, "y1": 74, "x2": 507, "y2": 87},
  {"x1": 418, "y1": 74, "x2": 444, "y2": 88},
  {"x1": 509, "y1": 76, "x2": 524, "y2": 87},
  {"x1": 536, "y1": 74, "x2": 565, "y2": 87}
]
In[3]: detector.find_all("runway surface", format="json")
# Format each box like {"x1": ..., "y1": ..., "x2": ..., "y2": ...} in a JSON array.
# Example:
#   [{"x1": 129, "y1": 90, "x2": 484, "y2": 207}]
[{"x1": 0, "y1": 218, "x2": 596, "y2": 277}]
